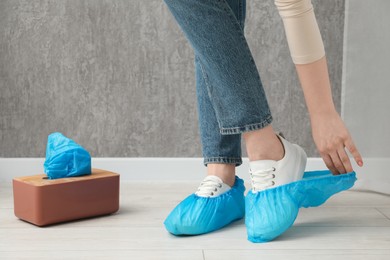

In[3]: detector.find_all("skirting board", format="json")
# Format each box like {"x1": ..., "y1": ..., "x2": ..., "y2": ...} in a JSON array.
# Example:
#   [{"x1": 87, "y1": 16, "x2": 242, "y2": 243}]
[{"x1": 0, "y1": 157, "x2": 389, "y2": 194}]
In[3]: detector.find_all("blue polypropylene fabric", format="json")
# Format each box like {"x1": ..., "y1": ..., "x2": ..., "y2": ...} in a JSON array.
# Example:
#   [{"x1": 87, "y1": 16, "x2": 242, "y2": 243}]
[
  {"x1": 164, "y1": 175, "x2": 246, "y2": 235},
  {"x1": 245, "y1": 170, "x2": 357, "y2": 243},
  {"x1": 43, "y1": 132, "x2": 92, "y2": 180}
]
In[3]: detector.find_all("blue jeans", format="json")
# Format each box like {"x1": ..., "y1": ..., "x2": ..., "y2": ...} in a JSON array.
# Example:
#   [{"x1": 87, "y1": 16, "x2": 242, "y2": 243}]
[{"x1": 163, "y1": 0, "x2": 273, "y2": 167}]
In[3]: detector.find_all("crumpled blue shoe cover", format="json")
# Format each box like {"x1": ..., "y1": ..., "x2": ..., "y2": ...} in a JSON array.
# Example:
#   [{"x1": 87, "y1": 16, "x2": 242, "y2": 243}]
[
  {"x1": 164, "y1": 176, "x2": 245, "y2": 235},
  {"x1": 43, "y1": 132, "x2": 92, "y2": 179},
  {"x1": 245, "y1": 170, "x2": 357, "y2": 243}
]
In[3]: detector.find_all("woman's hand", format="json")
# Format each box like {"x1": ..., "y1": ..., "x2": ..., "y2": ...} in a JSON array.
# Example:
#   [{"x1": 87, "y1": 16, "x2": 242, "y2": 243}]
[
  {"x1": 311, "y1": 109, "x2": 363, "y2": 174},
  {"x1": 294, "y1": 56, "x2": 363, "y2": 174}
]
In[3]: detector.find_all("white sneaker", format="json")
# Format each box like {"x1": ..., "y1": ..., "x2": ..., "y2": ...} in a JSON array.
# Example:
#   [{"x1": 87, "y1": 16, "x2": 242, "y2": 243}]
[
  {"x1": 249, "y1": 133, "x2": 307, "y2": 193},
  {"x1": 195, "y1": 175, "x2": 232, "y2": 197}
]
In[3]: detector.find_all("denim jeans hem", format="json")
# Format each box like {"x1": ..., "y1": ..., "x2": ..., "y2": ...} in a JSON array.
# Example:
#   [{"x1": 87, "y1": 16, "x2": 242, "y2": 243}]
[
  {"x1": 219, "y1": 114, "x2": 273, "y2": 135},
  {"x1": 203, "y1": 157, "x2": 242, "y2": 167}
]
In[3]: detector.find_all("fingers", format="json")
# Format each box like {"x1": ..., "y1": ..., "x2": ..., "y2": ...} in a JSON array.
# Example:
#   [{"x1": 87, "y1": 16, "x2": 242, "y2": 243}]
[
  {"x1": 345, "y1": 138, "x2": 363, "y2": 167},
  {"x1": 337, "y1": 146, "x2": 353, "y2": 173},
  {"x1": 329, "y1": 151, "x2": 346, "y2": 174},
  {"x1": 322, "y1": 153, "x2": 339, "y2": 175},
  {"x1": 321, "y1": 135, "x2": 362, "y2": 175}
]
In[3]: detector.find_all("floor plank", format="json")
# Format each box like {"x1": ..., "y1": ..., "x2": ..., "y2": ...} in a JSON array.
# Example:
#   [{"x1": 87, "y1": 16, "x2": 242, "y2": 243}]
[
  {"x1": 295, "y1": 206, "x2": 390, "y2": 227},
  {"x1": 1, "y1": 250, "x2": 204, "y2": 260},
  {"x1": 204, "y1": 249, "x2": 390, "y2": 260},
  {"x1": 377, "y1": 207, "x2": 390, "y2": 220},
  {"x1": 1, "y1": 226, "x2": 390, "y2": 251}
]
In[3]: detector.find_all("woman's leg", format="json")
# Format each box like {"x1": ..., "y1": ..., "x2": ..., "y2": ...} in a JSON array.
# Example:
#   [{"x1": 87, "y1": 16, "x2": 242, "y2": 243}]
[
  {"x1": 194, "y1": 0, "x2": 247, "y2": 187},
  {"x1": 163, "y1": 0, "x2": 272, "y2": 133},
  {"x1": 163, "y1": 0, "x2": 279, "y2": 182}
]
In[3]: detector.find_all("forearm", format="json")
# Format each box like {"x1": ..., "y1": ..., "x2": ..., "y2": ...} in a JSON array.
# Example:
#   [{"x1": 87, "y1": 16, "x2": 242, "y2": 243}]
[
  {"x1": 295, "y1": 56, "x2": 337, "y2": 119},
  {"x1": 274, "y1": 0, "x2": 336, "y2": 117}
]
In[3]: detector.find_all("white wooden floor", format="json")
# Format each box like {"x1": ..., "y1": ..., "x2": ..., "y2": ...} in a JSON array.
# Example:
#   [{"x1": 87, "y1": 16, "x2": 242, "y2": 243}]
[{"x1": 1, "y1": 180, "x2": 390, "y2": 260}]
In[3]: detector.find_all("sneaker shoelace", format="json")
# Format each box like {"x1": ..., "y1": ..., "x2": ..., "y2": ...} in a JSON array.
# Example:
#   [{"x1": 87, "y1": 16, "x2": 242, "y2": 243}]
[
  {"x1": 250, "y1": 167, "x2": 276, "y2": 192},
  {"x1": 195, "y1": 176, "x2": 223, "y2": 197}
]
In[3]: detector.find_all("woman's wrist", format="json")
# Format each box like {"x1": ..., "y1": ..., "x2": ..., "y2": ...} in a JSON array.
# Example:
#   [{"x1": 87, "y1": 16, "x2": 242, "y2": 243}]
[{"x1": 308, "y1": 103, "x2": 338, "y2": 121}]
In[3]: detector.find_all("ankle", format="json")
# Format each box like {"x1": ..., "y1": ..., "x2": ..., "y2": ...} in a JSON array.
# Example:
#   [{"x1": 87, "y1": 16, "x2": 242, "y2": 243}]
[
  {"x1": 207, "y1": 163, "x2": 236, "y2": 187},
  {"x1": 244, "y1": 126, "x2": 285, "y2": 161}
]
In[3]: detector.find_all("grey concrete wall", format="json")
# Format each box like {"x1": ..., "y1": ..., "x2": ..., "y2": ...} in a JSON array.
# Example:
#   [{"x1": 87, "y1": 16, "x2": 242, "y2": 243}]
[{"x1": 0, "y1": 0, "x2": 344, "y2": 159}]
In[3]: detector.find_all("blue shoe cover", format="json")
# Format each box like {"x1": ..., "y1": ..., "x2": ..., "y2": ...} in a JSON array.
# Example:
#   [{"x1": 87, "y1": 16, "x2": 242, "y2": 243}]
[
  {"x1": 164, "y1": 176, "x2": 245, "y2": 235},
  {"x1": 245, "y1": 170, "x2": 357, "y2": 243},
  {"x1": 43, "y1": 132, "x2": 91, "y2": 179}
]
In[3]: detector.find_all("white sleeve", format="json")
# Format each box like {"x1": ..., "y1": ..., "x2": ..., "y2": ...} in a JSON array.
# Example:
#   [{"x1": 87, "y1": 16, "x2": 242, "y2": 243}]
[{"x1": 274, "y1": 0, "x2": 325, "y2": 64}]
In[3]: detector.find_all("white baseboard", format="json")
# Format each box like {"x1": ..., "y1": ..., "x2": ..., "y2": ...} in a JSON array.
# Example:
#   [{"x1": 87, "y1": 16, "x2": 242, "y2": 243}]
[{"x1": 1, "y1": 157, "x2": 389, "y2": 194}]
